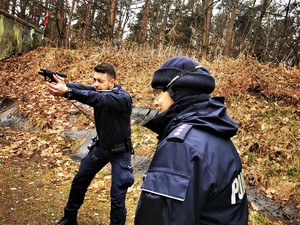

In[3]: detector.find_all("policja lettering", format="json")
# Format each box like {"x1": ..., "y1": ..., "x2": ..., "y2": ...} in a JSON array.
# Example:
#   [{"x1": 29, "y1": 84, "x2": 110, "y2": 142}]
[{"x1": 231, "y1": 170, "x2": 246, "y2": 204}]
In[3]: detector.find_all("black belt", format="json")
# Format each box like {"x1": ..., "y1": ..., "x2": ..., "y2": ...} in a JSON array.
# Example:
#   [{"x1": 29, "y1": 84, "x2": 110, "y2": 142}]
[
  {"x1": 92, "y1": 136, "x2": 133, "y2": 154},
  {"x1": 98, "y1": 141, "x2": 126, "y2": 152}
]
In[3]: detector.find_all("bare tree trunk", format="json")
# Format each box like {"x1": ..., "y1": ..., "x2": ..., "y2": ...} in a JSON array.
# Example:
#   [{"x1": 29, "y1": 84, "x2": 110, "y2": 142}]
[
  {"x1": 201, "y1": 0, "x2": 213, "y2": 59},
  {"x1": 0, "y1": 0, "x2": 9, "y2": 11},
  {"x1": 160, "y1": 0, "x2": 171, "y2": 46},
  {"x1": 60, "y1": 1, "x2": 65, "y2": 44},
  {"x1": 107, "y1": 0, "x2": 118, "y2": 45},
  {"x1": 19, "y1": 0, "x2": 28, "y2": 19},
  {"x1": 11, "y1": 0, "x2": 17, "y2": 14},
  {"x1": 83, "y1": 0, "x2": 93, "y2": 39},
  {"x1": 140, "y1": 0, "x2": 151, "y2": 43},
  {"x1": 239, "y1": 0, "x2": 256, "y2": 55},
  {"x1": 223, "y1": 0, "x2": 238, "y2": 57},
  {"x1": 251, "y1": 0, "x2": 271, "y2": 59},
  {"x1": 66, "y1": 0, "x2": 75, "y2": 47},
  {"x1": 116, "y1": 0, "x2": 130, "y2": 41},
  {"x1": 276, "y1": 0, "x2": 291, "y2": 62},
  {"x1": 263, "y1": 13, "x2": 272, "y2": 58}
]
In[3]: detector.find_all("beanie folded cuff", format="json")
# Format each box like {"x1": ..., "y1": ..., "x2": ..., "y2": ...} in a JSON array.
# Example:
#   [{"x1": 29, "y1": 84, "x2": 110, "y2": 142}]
[{"x1": 152, "y1": 68, "x2": 215, "y2": 94}]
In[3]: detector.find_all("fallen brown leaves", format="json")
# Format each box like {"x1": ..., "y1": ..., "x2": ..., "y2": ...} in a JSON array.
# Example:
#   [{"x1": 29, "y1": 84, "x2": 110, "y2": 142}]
[
  {"x1": 209, "y1": 56, "x2": 300, "y2": 106},
  {"x1": 0, "y1": 46, "x2": 299, "y2": 224}
]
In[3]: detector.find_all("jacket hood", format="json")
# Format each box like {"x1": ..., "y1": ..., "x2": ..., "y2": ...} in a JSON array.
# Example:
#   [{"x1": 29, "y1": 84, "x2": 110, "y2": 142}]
[
  {"x1": 144, "y1": 96, "x2": 238, "y2": 139},
  {"x1": 175, "y1": 97, "x2": 238, "y2": 138}
]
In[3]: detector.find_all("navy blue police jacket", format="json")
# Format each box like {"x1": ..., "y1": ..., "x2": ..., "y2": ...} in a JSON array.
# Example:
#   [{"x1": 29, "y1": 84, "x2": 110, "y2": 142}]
[
  {"x1": 65, "y1": 83, "x2": 132, "y2": 146},
  {"x1": 135, "y1": 96, "x2": 248, "y2": 225}
]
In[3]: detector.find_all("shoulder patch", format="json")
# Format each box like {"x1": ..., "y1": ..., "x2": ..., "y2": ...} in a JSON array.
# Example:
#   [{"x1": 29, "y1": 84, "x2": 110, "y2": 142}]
[{"x1": 167, "y1": 124, "x2": 193, "y2": 142}]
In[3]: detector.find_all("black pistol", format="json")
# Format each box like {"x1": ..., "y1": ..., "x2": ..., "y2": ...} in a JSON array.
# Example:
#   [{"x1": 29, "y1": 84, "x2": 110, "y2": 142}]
[{"x1": 38, "y1": 69, "x2": 67, "y2": 82}]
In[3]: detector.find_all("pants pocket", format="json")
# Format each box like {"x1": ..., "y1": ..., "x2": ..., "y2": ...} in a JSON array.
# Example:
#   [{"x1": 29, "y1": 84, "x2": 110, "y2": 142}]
[{"x1": 120, "y1": 163, "x2": 134, "y2": 187}]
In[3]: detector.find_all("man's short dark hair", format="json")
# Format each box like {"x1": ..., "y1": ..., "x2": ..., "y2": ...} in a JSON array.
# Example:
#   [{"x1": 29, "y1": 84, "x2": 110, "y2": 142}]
[{"x1": 94, "y1": 63, "x2": 116, "y2": 79}]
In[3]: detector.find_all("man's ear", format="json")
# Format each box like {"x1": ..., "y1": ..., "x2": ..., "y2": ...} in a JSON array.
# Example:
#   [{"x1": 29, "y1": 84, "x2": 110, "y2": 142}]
[{"x1": 109, "y1": 79, "x2": 115, "y2": 89}]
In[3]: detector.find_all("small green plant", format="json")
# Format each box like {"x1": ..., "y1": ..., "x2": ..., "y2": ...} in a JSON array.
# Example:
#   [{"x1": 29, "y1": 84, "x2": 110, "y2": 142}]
[
  {"x1": 249, "y1": 211, "x2": 277, "y2": 225},
  {"x1": 249, "y1": 153, "x2": 255, "y2": 164}
]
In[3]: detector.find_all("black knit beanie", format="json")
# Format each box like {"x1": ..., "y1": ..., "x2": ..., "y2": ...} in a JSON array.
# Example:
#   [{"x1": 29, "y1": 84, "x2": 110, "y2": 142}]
[{"x1": 151, "y1": 56, "x2": 215, "y2": 95}]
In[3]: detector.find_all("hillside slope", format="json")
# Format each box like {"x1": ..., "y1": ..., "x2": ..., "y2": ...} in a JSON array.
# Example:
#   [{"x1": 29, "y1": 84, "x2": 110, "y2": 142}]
[{"x1": 0, "y1": 46, "x2": 299, "y2": 224}]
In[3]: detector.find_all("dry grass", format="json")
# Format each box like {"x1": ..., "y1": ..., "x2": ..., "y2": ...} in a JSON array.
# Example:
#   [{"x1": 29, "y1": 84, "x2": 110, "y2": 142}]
[{"x1": 0, "y1": 46, "x2": 299, "y2": 224}]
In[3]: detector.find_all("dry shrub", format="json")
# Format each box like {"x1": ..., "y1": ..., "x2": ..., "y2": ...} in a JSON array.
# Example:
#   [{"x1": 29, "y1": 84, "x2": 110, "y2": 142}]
[
  {"x1": 208, "y1": 56, "x2": 300, "y2": 105},
  {"x1": 0, "y1": 45, "x2": 299, "y2": 211}
]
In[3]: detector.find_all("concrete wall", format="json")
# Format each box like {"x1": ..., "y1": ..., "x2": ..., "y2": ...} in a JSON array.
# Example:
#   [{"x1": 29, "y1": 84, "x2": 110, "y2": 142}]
[{"x1": 0, "y1": 9, "x2": 43, "y2": 60}]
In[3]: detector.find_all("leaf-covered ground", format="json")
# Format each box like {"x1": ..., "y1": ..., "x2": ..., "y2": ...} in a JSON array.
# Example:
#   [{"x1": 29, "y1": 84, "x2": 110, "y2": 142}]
[{"x1": 0, "y1": 46, "x2": 299, "y2": 224}]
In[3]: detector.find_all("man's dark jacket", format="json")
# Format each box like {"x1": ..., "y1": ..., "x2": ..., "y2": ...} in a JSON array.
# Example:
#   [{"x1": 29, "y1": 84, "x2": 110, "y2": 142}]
[{"x1": 66, "y1": 83, "x2": 132, "y2": 146}]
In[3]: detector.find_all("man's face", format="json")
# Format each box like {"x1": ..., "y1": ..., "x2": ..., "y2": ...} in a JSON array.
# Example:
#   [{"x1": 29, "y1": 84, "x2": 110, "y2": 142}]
[
  {"x1": 93, "y1": 72, "x2": 115, "y2": 92},
  {"x1": 153, "y1": 88, "x2": 174, "y2": 112}
]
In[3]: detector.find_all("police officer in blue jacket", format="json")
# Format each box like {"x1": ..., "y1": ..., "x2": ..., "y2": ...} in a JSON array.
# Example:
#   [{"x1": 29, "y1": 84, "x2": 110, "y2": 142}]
[
  {"x1": 134, "y1": 56, "x2": 248, "y2": 225},
  {"x1": 47, "y1": 63, "x2": 134, "y2": 225}
]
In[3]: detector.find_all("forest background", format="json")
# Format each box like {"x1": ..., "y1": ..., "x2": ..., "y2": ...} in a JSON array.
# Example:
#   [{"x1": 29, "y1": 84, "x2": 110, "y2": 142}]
[
  {"x1": 0, "y1": 0, "x2": 299, "y2": 66},
  {"x1": 0, "y1": 0, "x2": 299, "y2": 225}
]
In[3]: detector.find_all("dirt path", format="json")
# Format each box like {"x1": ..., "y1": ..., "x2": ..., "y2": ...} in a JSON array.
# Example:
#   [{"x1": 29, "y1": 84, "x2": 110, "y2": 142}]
[
  {"x1": 1, "y1": 152, "x2": 299, "y2": 225},
  {"x1": 0, "y1": 155, "x2": 113, "y2": 225}
]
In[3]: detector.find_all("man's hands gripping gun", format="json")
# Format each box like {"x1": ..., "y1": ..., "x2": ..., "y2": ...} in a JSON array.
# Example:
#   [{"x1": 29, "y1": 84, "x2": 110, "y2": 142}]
[{"x1": 38, "y1": 69, "x2": 67, "y2": 82}]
